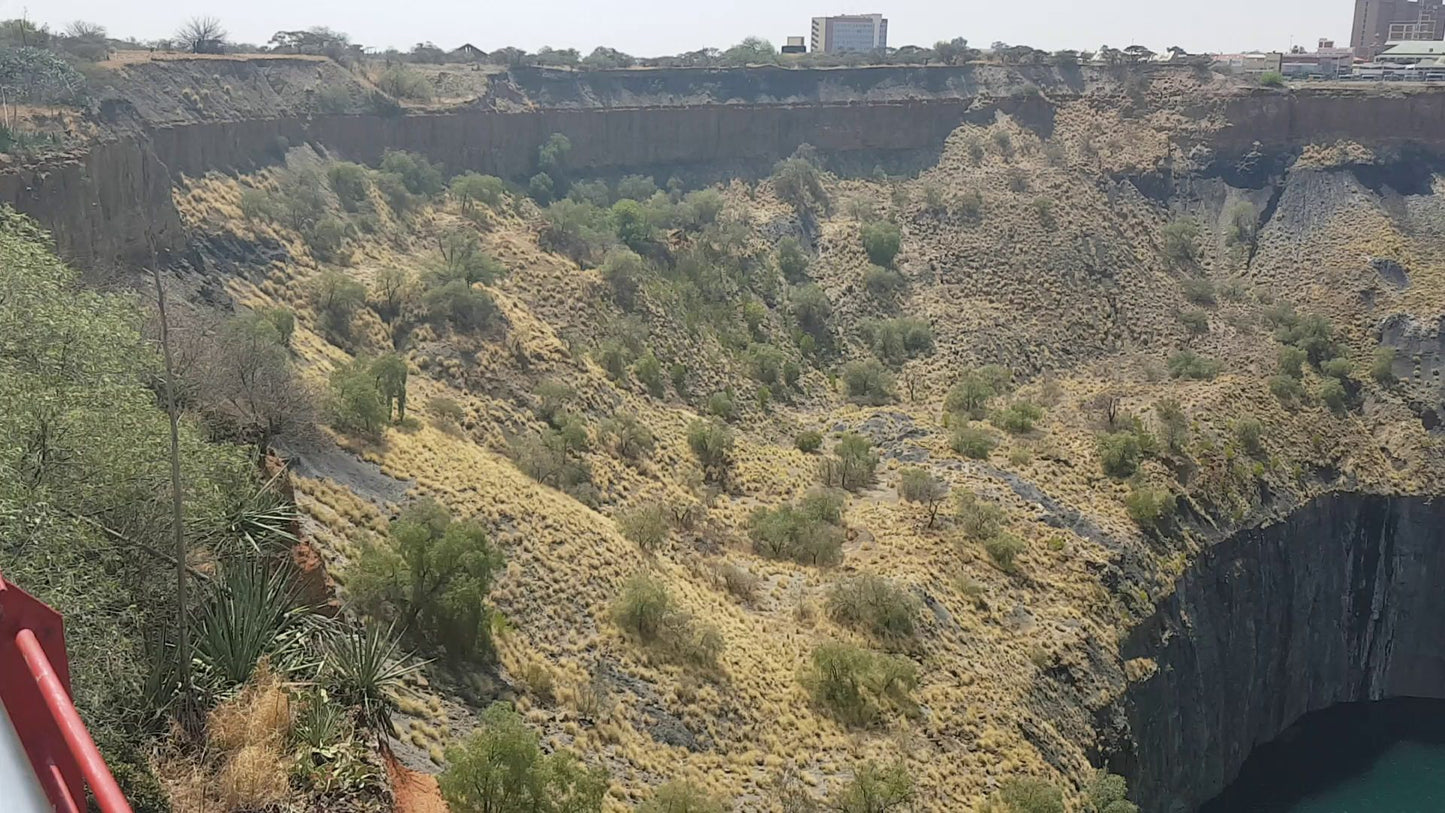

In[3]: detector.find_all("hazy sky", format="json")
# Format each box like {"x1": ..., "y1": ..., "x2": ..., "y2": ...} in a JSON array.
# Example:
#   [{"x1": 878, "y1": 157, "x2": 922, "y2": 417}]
[{"x1": 23, "y1": 0, "x2": 1352, "y2": 57}]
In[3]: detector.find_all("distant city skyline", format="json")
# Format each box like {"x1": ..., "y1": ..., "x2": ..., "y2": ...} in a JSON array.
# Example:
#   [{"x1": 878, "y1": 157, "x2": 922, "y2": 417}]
[{"x1": 23, "y1": 0, "x2": 1351, "y2": 57}]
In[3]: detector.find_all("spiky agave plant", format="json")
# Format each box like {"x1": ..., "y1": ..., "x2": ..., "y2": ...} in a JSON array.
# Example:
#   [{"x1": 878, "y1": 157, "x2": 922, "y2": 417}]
[
  {"x1": 322, "y1": 623, "x2": 423, "y2": 740},
  {"x1": 204, "y1": 468, "x2": 300, "y2": 556},
  {"x1": 192, "y1": 559, "x2": 321, "y2": 697}
]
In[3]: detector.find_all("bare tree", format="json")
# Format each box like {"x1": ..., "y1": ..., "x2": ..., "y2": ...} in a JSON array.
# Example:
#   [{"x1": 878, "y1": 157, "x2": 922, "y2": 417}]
[
  {"x1": 176, "y1": 16, "x2": 227, "y2": 54},
  {"x1": 196, "y1": 313, "x2": 318, "y2": 457}
]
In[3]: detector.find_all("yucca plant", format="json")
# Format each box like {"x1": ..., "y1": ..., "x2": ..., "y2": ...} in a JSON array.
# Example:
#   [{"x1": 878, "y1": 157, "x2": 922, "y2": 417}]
[
  {"x1": 294, "y1": 688, "x2": 350, "y2": 750},
  {"x1": 192, "y1": 560, "x2": 321, "y2": 697},
  {"x1": 204, "y1": 469, "x2": 300, "y2": 556},
  {"x1": 322, "y1": 623, "x2": 423, "y2": 739}
]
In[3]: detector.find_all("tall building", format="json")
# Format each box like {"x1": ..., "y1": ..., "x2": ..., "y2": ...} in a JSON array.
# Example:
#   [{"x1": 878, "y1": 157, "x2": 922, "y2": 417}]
[
  {"x1": 1352, "y1": 0, "x2": 1445, "y2": 58},
  {"x1": 810, "y1": 14, "x2": 888, "y2": 53}
]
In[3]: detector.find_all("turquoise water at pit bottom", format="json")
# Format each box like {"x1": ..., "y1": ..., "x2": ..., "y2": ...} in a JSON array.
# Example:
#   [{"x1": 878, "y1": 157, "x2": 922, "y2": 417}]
[{"x1": 1198, "y1": 699, "x2": 1445, "y2": 813}]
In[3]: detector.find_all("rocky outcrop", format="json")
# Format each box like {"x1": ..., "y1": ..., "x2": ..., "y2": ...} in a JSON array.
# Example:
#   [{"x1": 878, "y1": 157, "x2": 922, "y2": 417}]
[
  {"x1": 0, "y1": 137, "x2": 183, "y2": 267},
  {"x1": 1112, "y1": 494, "x2": 1445, "y2": 812}
]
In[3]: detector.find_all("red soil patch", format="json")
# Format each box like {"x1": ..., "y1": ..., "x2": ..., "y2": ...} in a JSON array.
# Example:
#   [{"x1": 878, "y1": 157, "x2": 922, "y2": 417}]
[{"x1": 386, "y1": 755, "x2": 448, "y2": 813}]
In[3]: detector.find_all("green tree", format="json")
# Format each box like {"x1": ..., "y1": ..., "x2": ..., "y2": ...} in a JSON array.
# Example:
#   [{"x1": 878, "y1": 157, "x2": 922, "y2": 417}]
[
  {"x1": 829, "y1": 761, "x2": 915, "y2": 813},
  {"x1": 819, "y1": 432, "x2": 879, "y2": 491},
  {"x1": 637, "y1": 781, "x2": 727, "y2": 813},
  {"x1": 985, "y1": 777, "x2": 1064, "y2": 813},
  {"x1": 687, "y1": 420, "x2": 735, "y2": 485},
  {"x1": 329, "y1": 357, "x2": 388, "y2": 436},
  {"x1": 370, "y1": 353, "x2": 408, "y2": 423},
  {"x1": 897, "y1": 467, "x2": 949, "y2": 527},
  {"x1": 450, "y1": 172, "x2": 507, "y2": 212},
  {"x1": 327, "y1": 162, "x2": 372, "y2": 211},
  {"x1": 611, "y1": 198, "x2": 656, "y2": 253},
  {"x1": 379, "y1": 149, "x2": 445, "y2": 197},
  {"x1": 312, "y1": 269, "x2": 367, "y2": 336},
  {"x1": 776, "y1": 237, "x2": 810, "y2": 282},
  {"x1": 439, "y1": 702, "x2": 608, "y2": 813},
  {"x1": 1084, "y1": 771, "x2": 1140, "y2": 813},
  {"x1": 350, "y1": 499, "x2": 504, "y2": 661}
]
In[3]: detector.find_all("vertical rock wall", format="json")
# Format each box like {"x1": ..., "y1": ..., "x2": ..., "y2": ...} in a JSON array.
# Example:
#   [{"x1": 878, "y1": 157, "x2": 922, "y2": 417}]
[{"x1": 1115, "y1": 495, "x2": 1445, "y2": 812}]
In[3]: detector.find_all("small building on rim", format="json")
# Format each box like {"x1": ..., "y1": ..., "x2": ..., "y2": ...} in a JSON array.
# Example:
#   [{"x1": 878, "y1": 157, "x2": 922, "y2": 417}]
[{"x1": 452, "y1": 43, "x2": 486, "y2": 62}]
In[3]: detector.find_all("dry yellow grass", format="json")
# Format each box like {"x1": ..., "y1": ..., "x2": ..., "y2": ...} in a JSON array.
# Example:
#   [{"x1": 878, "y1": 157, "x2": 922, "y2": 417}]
[{"x1": 169, "y1": 99, "x2": 1445, "y2": 808}]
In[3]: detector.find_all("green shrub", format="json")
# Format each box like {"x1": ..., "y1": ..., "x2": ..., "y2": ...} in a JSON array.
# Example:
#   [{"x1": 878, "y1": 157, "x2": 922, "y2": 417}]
[
  {"x1": 439, "y1": 703, "x2": 608, "y2": 813},
  {"x1": 670, "y1": 362, "x2": 690, "y2": 395},
  {"x1": 1179, "y1": 308, "x2": 1209, "y2": 334},
  {"x1": 1163, "y1": 220, "x2": 1200, "y2": 266},
  {"x1": 618, "y1": 502, "x2": 671, "y2": 553},
  {"x1": 541, "y1": 200, "x2": 614, "y2": 264},
  {"x1": 827, "y1": 574, "x2": 919, "y2": 639},
  {"x1": 863, "y1": 265, "x2": 905, "y2": 298},
  {"x1": 613, "y1": 574, "x2": 722, "y2": 668},
  {"x1": 791, "y1": 283, "x2": 833, "y2": 341},
  {"x1": 615, "y1": 174, "x2": 658, "y2": 202},
  {"x1": 748, "y1": 343, "x2": 789, "y2": 386},
  {"x1": 679, "y1": 189, "x2": 725, "y2": 228},
  {"x1": 1275, "y1": 312, "x2": 1341, "y2": 365},
  {"x1": 1098, "y1": 431, "x2": 1143, "y2": 478},
  {"x1": 985, "y1": 777, "x2": 1065, "y2": 813},
  {"x1": 776, "y1": 237, "x2": 811, "y2": 282},
  {"x1": 800, "y1": 642, "x2": 916, "y2": 727},
  {"x1": 945, "y1": 365, "x2": 1013, "y2": 419},
  {"x1": 528, "y1": 172, "x2": 556, "y2": 204},
  {"x1": 312, "y1": 269, "x2": 367, "y2": 335},
  {"x1": 897, "y1": 467, "x2": 950, "y2": 527},
  {"x1": 796, "y1": 430, "x2": 824, "y2": 453},
  {"x1": 1125, "y1": 484, "x2": 1175, "y2": 532},
  {"x1": 1321, "y1": 357, "x2": 1353, "y2": 380},
  {"x1": 828, "y1": 762, "x2": 915, "y2": 813},
  {"x1": 749, "y1": 490, "x2": 847, "y2": 566},
  {"x1": 859, "y1": 317, "x2": 933, "y2": 366},
  {"x1": 326, "y1": 162, "x2": 372, "y2": 211},
  {"x1": 687, "y1": 420, "x2": 735, "y2": 484},
  {"x1": 983, "y1": 533, "x2": 1027, "y2": 573},
  {"x1": 819, "y1": 432, "x2": 880, "y2": 491},
  {"x1": 706, "y1": 390, "x2": 738, "y2": 421},
  {"x1": 633, "y1": 352, "x2": 665, "y2": 397},
  {"x1": 841, "y1": 358, "x2": 896, "y2": 405},
  {"x1": 1154, "y1": 398, "x2": 1189, "y2": 454},
  {"x1": 990, "y1": 400, "x2": 1044, "y2": 434},
  {"x1": 1181, "y1": 276, "x2": 1215, "y2": 305},
  {"x1": 379, "y1": 149, "x2": 444, "y2": 197},
  {"x1": 1235, "y1": 418, "x2": 1265, "y2": 457},
  {"x1": 450, "y1": 172, "x2": 507, "y2": 211},
  {"x1": 951, "y1": 424, "x2": 997, "y2": 459},
  {"x1": 423, "y1": 280, "x2": 500, "y2": 333},
  {"x1": 637, "y1": 781, "x2": 726, "y2": 813},
  {"x1": 1167, "y1": 350, "x2": 1221, "y2": 380},
  {"x1": 1318, "y1": 376, "x2": 1348, "y2": 414},
  {"x1": 1372, "y1": 347, "x2": 1398, "y2": 385},
  {"x1": 376, "y1": 65, "x2": 432, "y2": 100},
  {"x1": 1269, "y1": 374, "x2": 1306, "y2": 406},
  {"x1": 348, "y1": 499, "x2": 504, "y2": 661},
  {"x1": 1259, "y1": 71, "x2": 1286, "y2": 87},
  {"x1": 1084, "y1": 771, "x2": 1140, "y2": 813},
  {"x1": 1278, "y1": 345, "x2": 1308, "y2": 379},
  {"x1": 598, "y1": 413, "x2": 655, "y2": 460},
  {"x1": 956, "y1": 492, "x2": 1005, "y2": 540},
  {"x1": 772, "y1": 154, "x2": 830, "y2": 214},
  {"x1": 860, "y1": 220, "x2": 902, "y2": 267},
  {"x1": 598, "y1": 248, "x2": 645, "y2": 311},
  {"x1": 611, "y1": 198, "x2": 656, "y2": 252}
]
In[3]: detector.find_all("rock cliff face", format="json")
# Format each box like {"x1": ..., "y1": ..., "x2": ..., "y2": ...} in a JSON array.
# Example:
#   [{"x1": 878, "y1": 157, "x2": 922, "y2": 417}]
[
  {"x1": 9, "y1": 60, "x2": 1445, "y2": 268},
  {"x1": 0, "y1": 138, "x2": 183, "y2": 266},
  {"x1": 1114, "y1": 494, "x2": 1445, "y2": 812}
]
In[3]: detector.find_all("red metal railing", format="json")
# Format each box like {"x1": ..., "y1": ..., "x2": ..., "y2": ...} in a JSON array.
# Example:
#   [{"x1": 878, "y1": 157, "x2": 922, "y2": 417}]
[{"x1": 0, "y1": 572, "x2": 133, "y2": 812}]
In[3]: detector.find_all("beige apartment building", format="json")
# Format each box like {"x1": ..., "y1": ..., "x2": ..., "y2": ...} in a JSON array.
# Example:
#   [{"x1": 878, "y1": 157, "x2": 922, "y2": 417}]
[{"x1": 810, "y1": 14, "x2": 888, "y2": 53}]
